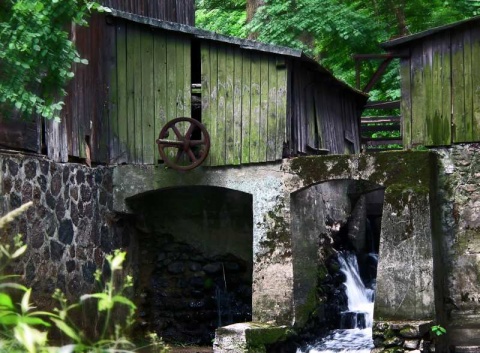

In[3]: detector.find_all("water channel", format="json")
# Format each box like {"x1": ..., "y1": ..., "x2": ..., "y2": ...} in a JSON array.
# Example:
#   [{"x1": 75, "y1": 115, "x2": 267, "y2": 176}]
[{"x1": 298, "y1": 252, "x2": 376, "y2": 353}]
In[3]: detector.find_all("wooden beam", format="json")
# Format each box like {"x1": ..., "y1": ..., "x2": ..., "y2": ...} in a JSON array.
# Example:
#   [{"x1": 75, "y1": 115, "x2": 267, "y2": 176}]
[
  {"x1": 362, "y1": 58, "x2": 394, "y2": 93},
  {"x1": 353, "y1": 52, "x2": 409, "y2": 60},
  {"x1": 361, "y1": 116, "x2": 401, "y2": 123},
  {"x1": 364, "y1": 100, "x2": 401, "y2": 109}
]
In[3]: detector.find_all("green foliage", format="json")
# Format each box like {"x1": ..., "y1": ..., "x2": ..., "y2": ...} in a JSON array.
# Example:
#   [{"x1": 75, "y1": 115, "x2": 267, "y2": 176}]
[
  {"x1": 431, "y1": 324, "x2": 447, "y2": 336},
  {"x1": 0, "y1": 203, "x2": 169, "y2": 353},
  {"x1": 196, "y1": 0, "x2": 480, "y2": 102},
  {"x1": 0, "y1": 0, "x2": 110, "y2": 121},
  {"x1": 195, "y1": 0, "x2": 247, "y2": 37}
]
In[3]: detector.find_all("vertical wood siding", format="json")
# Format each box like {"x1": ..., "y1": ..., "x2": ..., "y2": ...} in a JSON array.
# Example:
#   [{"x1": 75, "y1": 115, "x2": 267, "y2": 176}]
[
  {"x1": 28, "y1": 14, "x2": 364, "y2": 165},
  {"x1": 109, "y1": 20, "x2": 191, "y2": 164},
  {"x1": 51, "y1": 17, "x2": 191, "y2": 164},
  {"x1": 52, "y1": 13, "x2": 113, "y2": 163},
  {"x1": 401, "y1": 25, "x2": 480, "y2": 146},
  {"x1": 290, "y1": 66, "x2": 363, "y2": 155},
  {"x1": 101, "y1": 0, "x2": 195, "y2": 26},
  {"x1": 201, "y1": 42, "x2": 288, "y2": 166}
]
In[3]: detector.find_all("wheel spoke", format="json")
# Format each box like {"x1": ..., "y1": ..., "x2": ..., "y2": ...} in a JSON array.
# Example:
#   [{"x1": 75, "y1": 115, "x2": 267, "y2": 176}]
[
  {"x1": 171, "y1": 125, "x2": 183, "y2": 140},
  {"x1": 187, "y1": 148, "x2": 197, "y2": 162},
  {"x1": 157, "y1": 117, "x2": 210, "y2": 170},
  {"x1": 185, "y1": 122, "x2": 196, "y2": 140},
  {"x1": 175, "y1": 149, "x2": 184, "y2": 163},
  {"x1": 156, "y1": 139, "x2": 184, "y2": 147},
  {"x1": 190, "y1": 139, "x2": 205, "y2": 146}
]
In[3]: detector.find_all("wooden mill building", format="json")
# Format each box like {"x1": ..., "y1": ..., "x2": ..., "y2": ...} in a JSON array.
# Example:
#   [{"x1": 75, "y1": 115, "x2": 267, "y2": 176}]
[
  {"x1": 382, "y1": 16, "x2": 480, "y2": 148},
  {"x1": 0, "y1": 5, "x2": 366, "y2": 168}
]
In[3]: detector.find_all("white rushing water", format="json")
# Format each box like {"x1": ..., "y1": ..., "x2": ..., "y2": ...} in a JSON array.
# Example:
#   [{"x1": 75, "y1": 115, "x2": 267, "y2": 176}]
[{"x1": 298, "y1": 252, "x2": 375, "y2": 353}]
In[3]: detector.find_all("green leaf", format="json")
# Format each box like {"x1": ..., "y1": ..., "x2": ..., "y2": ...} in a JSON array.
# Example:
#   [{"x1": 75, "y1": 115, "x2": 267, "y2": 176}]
[
  {"x1": 98, "y1": 298, "x2": 113, "y2": 311},
  {"x1": 21, "y1": 289, "x2": 33, "y2": 314},
  {"x1": 21, "y1": 316, "x2": 51, "y2": 327},
  {"x1": 0, "y1": 314, "x2": 20, "y2": 325},
  {"x1": 80, "y1": 293, "x2": 108, "y2": 302},
  {"x1": 11, "y1": 244, "x2": 27, "y2": 259},
  {"x1": 0, "y1": 283, "x2": 28, "y2": 291},
  {"x1": 0, "y1": 293, "x2": 14, "y2": 309},
  {"x1": 112, "y1": 295, "x2": 137, "y2": 310},
  {"x1": 51, "y1": 318, "x2": 82, "y2": 342}
]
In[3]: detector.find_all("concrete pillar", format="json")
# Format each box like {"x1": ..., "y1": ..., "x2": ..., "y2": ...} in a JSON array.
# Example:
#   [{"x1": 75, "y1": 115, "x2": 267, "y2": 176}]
[{"x1": 375, "y1": 187, "x2": 435, "y2": 320}]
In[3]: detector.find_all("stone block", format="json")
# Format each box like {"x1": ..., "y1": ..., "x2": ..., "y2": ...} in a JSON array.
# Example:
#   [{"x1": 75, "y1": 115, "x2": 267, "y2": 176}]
[
  {"x1": 453, "y1": 346, "x2": 480, "y2": 353},
  {"x1": 213, "y1": 322, "x2": 290, "y2": 353},
  {"x1": 392, "y1": 321, "x2": 433, "y2": 338},
  {"x1": 403, "y1": 339, "x2": 420, "y2": 349}
]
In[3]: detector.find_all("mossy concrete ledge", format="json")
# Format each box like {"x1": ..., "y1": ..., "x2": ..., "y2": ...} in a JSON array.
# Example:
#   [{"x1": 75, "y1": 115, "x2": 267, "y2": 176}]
[{"x1": 213, "y1": 322, "x2": 291, "y2": 353}]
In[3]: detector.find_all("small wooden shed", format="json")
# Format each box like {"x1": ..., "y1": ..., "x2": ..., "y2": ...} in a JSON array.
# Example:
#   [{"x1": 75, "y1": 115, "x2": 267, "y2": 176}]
[
  {"x1": 1, "y1": 9, "x2": 367, "y2": 167},
  {"x1": 382, "y1": 16, "x2": 480, "y2": 148}
]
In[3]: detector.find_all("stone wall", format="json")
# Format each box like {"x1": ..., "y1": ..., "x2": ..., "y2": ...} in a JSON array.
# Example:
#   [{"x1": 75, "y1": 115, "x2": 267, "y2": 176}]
[
  {"x1": 435, "y1": 144, "x2": 480, "y2": 346},
  {"x1": 113, "y1": 152, "x2": 438, "y2": 331},
  {"x1": 0, "y1": 153, "x2": 121, "y2": 309},
  {"x1": 372, "y1": 321, "x2": 433, "y2": 352}
]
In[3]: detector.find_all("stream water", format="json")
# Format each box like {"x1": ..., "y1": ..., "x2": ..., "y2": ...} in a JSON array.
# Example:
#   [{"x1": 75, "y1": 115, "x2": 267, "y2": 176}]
[{"x1": 299, "y1": 252, "x2": 375, "y2": 353}]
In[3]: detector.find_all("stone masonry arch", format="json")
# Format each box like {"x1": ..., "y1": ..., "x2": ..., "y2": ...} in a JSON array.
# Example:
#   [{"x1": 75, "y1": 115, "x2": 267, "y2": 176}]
[{"x1": 113, "y1": 151, "x2": 439, "y2": 328}]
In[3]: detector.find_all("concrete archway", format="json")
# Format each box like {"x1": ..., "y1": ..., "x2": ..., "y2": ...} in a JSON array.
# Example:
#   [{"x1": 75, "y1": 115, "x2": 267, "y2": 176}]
[
  {"x1": 113, "y1": 151, "x2": 439, "y2": 328},
  {"x1": 290, "y1": 179, "x2": 384, "y2": 327},
  {"x1": 126, "y1": 186, "x2": 253, "y2": 344}
]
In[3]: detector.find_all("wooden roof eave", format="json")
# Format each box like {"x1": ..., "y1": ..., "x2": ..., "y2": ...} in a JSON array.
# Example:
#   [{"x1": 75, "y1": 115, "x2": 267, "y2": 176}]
[
  {"x1": 299, "y1": 54, "x2": 368, "y2": 102},
  {"x1": 109, "y1": 9, "x2": 302, "y2": 57},
  {"x1": 381, "y1": 15, "x2": 480, "y2": 49},
  {"x1": 108, "y1": 9, "x2": 366, "y2": 102}
]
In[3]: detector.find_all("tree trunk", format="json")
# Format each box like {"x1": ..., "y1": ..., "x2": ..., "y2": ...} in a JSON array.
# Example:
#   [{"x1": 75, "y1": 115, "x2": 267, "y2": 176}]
[
  {"x1": 246, "y1": 0, "x2": 264, "y2": 23},
  {"x1": 390, "y1": 0, "x2": 408, "y2": 36}
]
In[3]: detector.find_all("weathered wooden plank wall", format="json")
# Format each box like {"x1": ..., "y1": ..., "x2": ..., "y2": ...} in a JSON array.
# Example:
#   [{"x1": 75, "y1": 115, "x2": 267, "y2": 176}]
[
  {"x1": 0, "y1": 108, "x2": 41, "y2": 153},
  {"x1": 201, "y1": 42, "x2": 288, "y2": 166},
  {"x1": 109, "y1": 19, "x2": 191, "y2": 164},
  {"x1": 50, "y1": 14, "x2": 112, "y2": 163},
  {"x1": 101, "y1": 0, "x2": 195, "y2": 26},
  {"x1": 48, "y1": 16, "x2": 191, "y2": 165},
  {"x1": 290, "y1": 66, "x2": 363, "y2": 155},
  {"x1": 22, "y1": 13, "x2": 364, "y2": 165},
  {"x1": 401, "y1": 25, "x2": 480, "y2": 146}
]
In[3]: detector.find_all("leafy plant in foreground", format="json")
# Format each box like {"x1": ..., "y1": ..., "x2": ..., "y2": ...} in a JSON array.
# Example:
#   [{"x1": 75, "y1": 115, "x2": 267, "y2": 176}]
[
  {"x1": 431, "y1": 324, "x2": 446, "y2": 337},
  {"x1": 0, "y1": 1, "x2": 111, "y2": 121},
  {"x1": 0, "y1": 202, "x2": 169, "y2": 353}
]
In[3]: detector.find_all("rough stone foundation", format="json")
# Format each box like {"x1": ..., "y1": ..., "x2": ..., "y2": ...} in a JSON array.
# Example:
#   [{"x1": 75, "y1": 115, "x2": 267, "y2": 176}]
[
  {"x1": 136, "y1": 238, "x2": 252, "y2": 344},
  {"x1": 0, "y1": 153, "x2": 122, "y2": 309},
  {"x1": 434, "y1": 144, "x2": 480, "y2": 347},
  {"x1": 372, "y1": 321, "x2": 433, "y2": 353}
]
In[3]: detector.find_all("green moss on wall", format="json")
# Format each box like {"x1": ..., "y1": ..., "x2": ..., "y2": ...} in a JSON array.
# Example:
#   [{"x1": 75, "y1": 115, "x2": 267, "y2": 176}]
[
  {"x1": 245, "y1": 323, "x2": 292, "y2": 346},
  {"x1": 289, "y1": 155, "x2": 351, "y2": 186},
  {"x1": 257, "y1": 201, "x2": 292, "y2": 261},
  {"x1": 289, "y1": 151, "x2": 435, "y2": 191}
]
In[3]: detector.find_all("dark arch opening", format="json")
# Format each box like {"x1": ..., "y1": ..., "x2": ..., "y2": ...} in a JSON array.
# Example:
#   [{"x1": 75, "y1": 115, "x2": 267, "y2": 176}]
[
  {"x1": 126, "y1": 186, "x2": 253, "y2": 345},
  {"x1": 290, "y1": 179, "x2": 384, "y2": 339}
]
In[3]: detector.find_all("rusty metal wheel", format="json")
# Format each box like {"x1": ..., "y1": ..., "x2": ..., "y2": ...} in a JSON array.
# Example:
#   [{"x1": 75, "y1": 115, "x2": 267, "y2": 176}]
[{"x1": 156, "y1": 117, "x2": 210, "y2": 171}]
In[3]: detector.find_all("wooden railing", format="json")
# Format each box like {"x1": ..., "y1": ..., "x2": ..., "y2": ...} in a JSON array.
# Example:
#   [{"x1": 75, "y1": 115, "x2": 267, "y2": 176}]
[{"x1": 361, "y1": 116, "x2": 402, "y2": 152}]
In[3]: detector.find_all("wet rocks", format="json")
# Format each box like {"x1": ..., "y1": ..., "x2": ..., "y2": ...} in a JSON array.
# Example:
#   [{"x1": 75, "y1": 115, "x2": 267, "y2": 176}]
[
  {"x1": 373, "y1": 321, "x2": 433, "y2": 352},
  {"x1": 139, "y1": 239, "x2": 252, "y2": 345}
]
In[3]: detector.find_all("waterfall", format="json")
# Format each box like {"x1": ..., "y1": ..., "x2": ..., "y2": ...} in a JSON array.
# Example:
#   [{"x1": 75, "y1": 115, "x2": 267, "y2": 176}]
[{"x1": 298, "y1": 252, "x2": 375, "y2": 353}]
